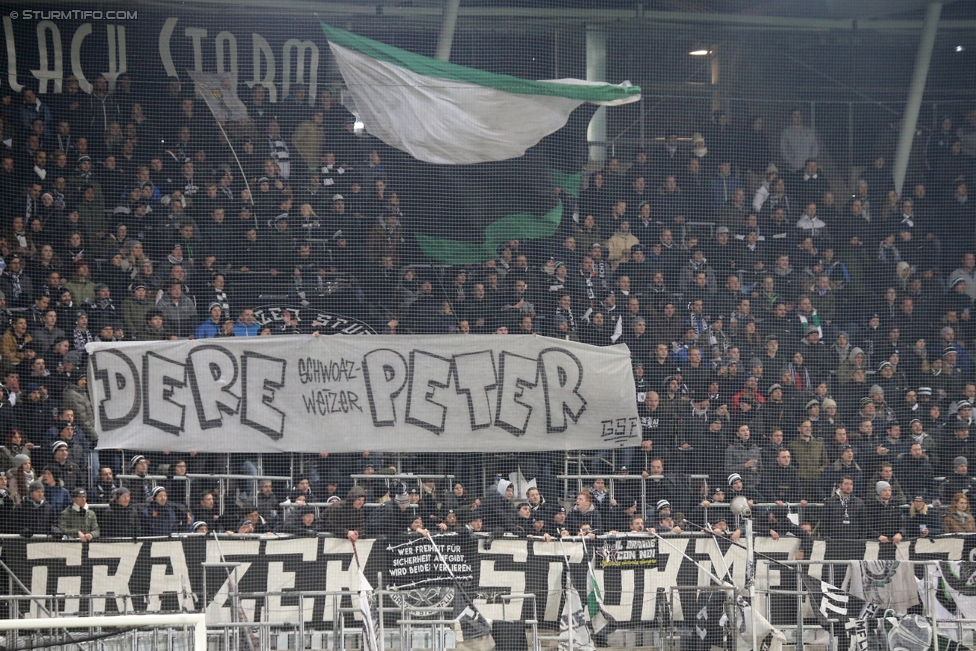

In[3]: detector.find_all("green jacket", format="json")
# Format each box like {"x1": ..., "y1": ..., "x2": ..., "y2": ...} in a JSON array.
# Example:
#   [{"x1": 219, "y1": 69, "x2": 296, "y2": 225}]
[
  {"x1": 58, "y1": 505, "x2": 100, "y2": 538},
  {"x1": 788, "y1": 436, "x2": 829, "y2": 482}
]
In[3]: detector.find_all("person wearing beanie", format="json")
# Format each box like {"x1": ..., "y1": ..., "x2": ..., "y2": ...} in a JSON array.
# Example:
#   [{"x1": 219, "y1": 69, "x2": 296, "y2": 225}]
[
  {"x1": 13, "y1": 479, "x2": 55, "y2": 536},
  {"x1": 124, "y1": 454, "x2": 152, "y2": 504},
  {"x1": 366, "y1": 485, "x2": 416, "y2": 538},
  {"x1": 98, "y1": 487, "x2": 142, "y2": 538},
  {"x1": 141, "y1": 486, "x2": 180, "y2": 536},
  {"x1": 865, "y1": 480, "x2": 904, "y2": 545},
  {"x1": 940, "y1": 456, "x2": 976, "y2": 502},
  {"x1": 194, "y1": 301, "x2": 224, "y2": 339},
  {"x1": 279, "y1": 505, "x2": 320, "y2": 536}
]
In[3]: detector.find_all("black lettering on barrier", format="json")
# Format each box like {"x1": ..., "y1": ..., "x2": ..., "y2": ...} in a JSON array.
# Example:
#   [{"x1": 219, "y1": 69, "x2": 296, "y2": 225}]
[
  {"x1": 539, "y1": 348, "x2": 586, "y2": 433},
  {"x1": 494, "y1": 351, "x2": 539, "y2": 436},
  {"x1": 91, "y1": 349, "x2": 141, "y2": 431},
  {"x1": 241, "y1": 351, "x2": 287, "y2": 440},
  {"x1": 404, "y1": 350, "x2": 452, "y2": 434},
  {"x1": 186, "y1": 345, "x2": 241, "y2": 429},
  {"x1": 142, "y1": 351, "x2": 187, "y2": 436},
  {"x1": 362, "y1": 349, "x2": 408, "y2": 427},
  {"x1": 453, "y1": 350, "x2": 497, "y2": 430}
]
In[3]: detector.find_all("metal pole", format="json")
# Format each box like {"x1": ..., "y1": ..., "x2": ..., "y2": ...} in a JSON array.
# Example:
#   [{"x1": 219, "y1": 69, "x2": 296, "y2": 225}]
[
  {"x1": 893, "y1": 1, "x2": 943, "y2": 196},
  {"x1": 586, "y1": 24, "x2": 608, "y2": 163},
  {"x1": 746, "y1": 517, "x2": 757, "y2": 651},
  {"x1": 434, "y1": 0, "x2": 462, "y2": 62}
]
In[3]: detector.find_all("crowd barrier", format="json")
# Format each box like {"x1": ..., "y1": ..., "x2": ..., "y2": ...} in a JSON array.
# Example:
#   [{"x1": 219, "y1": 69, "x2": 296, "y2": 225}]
[{"x1": 1, "y1": 533, "x2": 974, "y2": 629}]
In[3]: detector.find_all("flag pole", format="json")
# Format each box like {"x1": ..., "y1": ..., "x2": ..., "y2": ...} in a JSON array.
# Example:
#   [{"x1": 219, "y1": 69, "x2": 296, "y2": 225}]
[
  {"x1": 213, "y1": 118, "x2": 258, "y2": 233},
  {"x1": 556, "y1": 538, "x2": 574, "y2": 651}
]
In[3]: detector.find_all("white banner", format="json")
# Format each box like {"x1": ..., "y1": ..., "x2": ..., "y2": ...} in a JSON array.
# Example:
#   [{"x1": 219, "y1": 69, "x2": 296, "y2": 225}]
[{"x1": 86, "y1": 335, "x2": 640, "y2": 453}]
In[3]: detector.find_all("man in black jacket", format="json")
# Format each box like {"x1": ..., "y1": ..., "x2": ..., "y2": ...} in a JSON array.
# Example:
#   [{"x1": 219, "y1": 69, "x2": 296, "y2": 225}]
[
  {"x1": 13, "y1": 480, "x2": 55, "y2": 536},
  {"x1": 865, "y1": 481, "x2": 904, "y2": 546},
  {"x1": 821, "y1": 476, "x2": 865, "y2": 540}
]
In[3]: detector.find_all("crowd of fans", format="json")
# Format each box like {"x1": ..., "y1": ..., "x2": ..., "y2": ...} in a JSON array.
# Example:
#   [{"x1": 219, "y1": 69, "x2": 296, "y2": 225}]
[{"x1": 0, "y1": 74, "x2": 975, "y2": 544}]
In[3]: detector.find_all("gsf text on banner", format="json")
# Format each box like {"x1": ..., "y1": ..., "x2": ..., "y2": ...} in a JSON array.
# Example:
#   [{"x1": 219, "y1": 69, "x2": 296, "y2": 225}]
[{"x1": 86, "y1": 336, "x2": 641, "y2": 453}]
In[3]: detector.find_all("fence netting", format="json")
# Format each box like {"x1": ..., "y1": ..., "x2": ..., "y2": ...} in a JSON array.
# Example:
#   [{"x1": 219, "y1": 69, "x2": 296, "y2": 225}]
[{"x1": 0, "y1": 2, "x2": 975, "y2": 649}]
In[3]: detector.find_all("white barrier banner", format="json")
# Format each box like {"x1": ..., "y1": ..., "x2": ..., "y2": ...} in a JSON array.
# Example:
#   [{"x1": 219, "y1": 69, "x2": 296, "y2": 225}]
[{"x1": 86, "y1": 335, "x2": 641, "y2": 453}]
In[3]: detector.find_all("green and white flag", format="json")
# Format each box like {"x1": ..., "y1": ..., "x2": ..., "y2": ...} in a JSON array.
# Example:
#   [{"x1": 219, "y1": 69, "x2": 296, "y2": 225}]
[{"x1": 322, "y1": 24, "x2": 641, "y2": 165}]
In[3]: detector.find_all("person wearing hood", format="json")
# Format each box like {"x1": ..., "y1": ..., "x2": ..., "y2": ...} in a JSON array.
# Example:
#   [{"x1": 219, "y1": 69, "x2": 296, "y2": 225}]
[
  {"x1": 14, "y1": 480, "x2": 55, "y2": 536},
  {"x1": 562, "y1": 491, "x2": 603, "y2": 538},
  {"x1": 58, "y1": 487, "x2": 99, "y2": 541},
  {"x1": 943, "y1": 492, "x2": 976, "y2": 533},
  {"x1": 837, "y1": 347, "x2": 866, "y2": 384},
  {"x1": 484, "y1": 479, "x2": 517, "y2": 531},
  {"x1": 323, "y1": 485, "x2": 367, "y2": 541}
]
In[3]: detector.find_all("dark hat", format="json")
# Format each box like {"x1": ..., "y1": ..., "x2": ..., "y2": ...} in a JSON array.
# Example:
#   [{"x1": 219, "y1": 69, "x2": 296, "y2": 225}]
[
  {"x1": 944, "y1": 346, "x2": 958, "y2": 356},
  {"x1": 878, "y1": 361, "x2": 893, "y2": 370},
  {"x1": 955, "y1": 456, "x2": 969, "y2": 467},
  {"x1": 150, "y1": 485, "x2": 167, "y2": 499},
  {"x1": 191, "y1": 521, "x2": 208, "y2": 532},
  {"x1": 768, "y1": 383, "x2": 783, "y2": 392},
  {"x1": 805, "y1": 324, "x2": 819, "y2": 335},
  {"x1": 112, "y1": 487, "x2": 130, "y2": 498},
  {"x1": 805, "y1": 398, "x2": 820, "y2": 410},
  {"x1": 51, "y1": 440, "x2": 68, "y2": 452},
  {"x1": 949, "y1": 276, "x2": 967, "y2": 289},
  {"x1": 657, "y1": 499, "x2": 671, "y2": 512},
  {"x1": 70, "y1": 487, "x2": 86, "y2": 498},
  {"x1": 27, "y1": 383, "x2": 41, "y2": 393},
  {"x1": 839, "y1": 443, "x2": 852, "y2": 452},
  {"x1": 727, "y1": 473, "x2": 742, "y2": 486},
  {"x1": 764, "y1": 334, "x2": 779, "y2": 343},
  {"x1": 557, "y1": 506, "x2": 567, "y2": 513},
  {"x1": 94, "y1": 283, "x2": 109, "y2": 293},
  {"x1": 130, "y1": 454, "x2": 146, "y2": 470},
  {"x1": 132, "y1": 283, "x2": 146, "y2": 292},
  {"x1": 917, "y1": 387, "x2": 933, "y2": 396},
  {"x1": 77, "y1": 154, "x2": 91, "y2": 162},
  {"x1": 28, "y1": 480, "x2": 44, "y2": 493},
  {"x1": 257, "y1": 176, "x2": 270, "y2": 183},
  {"x1": 409, "y1": 487, "x2": 419, "y2": 495}
]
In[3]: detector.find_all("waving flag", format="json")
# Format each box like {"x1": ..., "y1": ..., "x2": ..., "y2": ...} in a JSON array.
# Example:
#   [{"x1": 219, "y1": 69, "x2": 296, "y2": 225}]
[
  {"x1": 187, "y1": 70, "x2": 248, "y2": 122},
  {"x1": 322, "y1": 24, "x2": 640, "y2": 165},
  {"x1": 357, "y1": 569, "x2": 382, "y2": 651}
]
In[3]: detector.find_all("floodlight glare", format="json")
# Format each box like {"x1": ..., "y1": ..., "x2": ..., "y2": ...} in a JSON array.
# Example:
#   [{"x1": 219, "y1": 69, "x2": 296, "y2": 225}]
[
  {"x1": 689, "y1": 49, "x2": 711, "y2": 56},
  {"x1": 730, "y1": 495, "x2": 751, "y2": 518}
]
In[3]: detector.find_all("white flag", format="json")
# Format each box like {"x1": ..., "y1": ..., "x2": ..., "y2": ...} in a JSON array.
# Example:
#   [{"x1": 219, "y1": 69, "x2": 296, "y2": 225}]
[
  {"x1": 187, "y1": 70, "x2": 249, "y2": 123},
  {"x1": 358, "y1": 569, "x2": 382, "y2": 651},
  {"x1": 558, "y1": 574, "x2": 595, "y2": 651},
  {"x1": 322, "y1": 24, "x2": 640, "y2": 165}
]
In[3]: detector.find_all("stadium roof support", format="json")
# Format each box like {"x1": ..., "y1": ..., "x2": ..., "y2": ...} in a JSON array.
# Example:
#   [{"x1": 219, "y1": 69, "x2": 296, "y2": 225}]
[{"x1": 893, "y1": 1, "x2": 943, "y2": 197}]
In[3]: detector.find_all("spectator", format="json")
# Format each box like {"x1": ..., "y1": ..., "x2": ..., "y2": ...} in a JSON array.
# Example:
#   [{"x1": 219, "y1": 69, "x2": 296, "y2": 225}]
[
  {"x1": 941, "y1": 456, "x2": 975, "y2": 502},
  {"x1": 141, "y1": 486, "x2": 181, "y2": 536},
  {"x1": 58, "y1": 487, "x2": 99, "y2": 541},
  {"x1": 865, "y1": 481, "x2": 904, "y2": 545},
  {"x1": 942, "y1": 493, "x2": 976, "y2": 533},
  {"x1": 13, "y1": 480, "x2": 55, "y2": 536},
  {"x1": 822, "y1": 476, "x2": 865, "y2": 539},
  {"x1": 562, "y1": 491, "x2": 603, "y2": 538},
  {"x1": 789, "y1": 420, "x2": 828, "y2": 496},
  {"x1": 906, "y1": 496, "x2": 942, "y2": 537}
]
